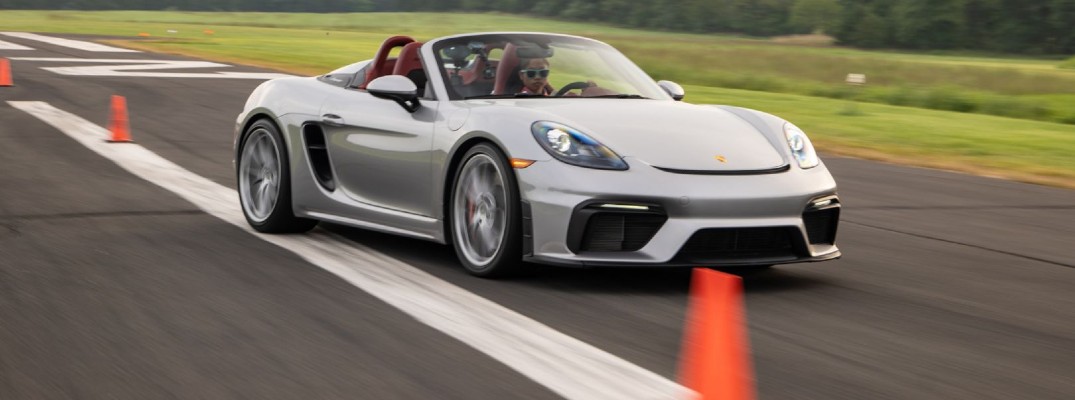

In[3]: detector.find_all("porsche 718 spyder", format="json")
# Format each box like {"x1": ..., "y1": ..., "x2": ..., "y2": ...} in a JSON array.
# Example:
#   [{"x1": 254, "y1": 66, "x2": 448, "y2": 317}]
[{"x1": 234, "y1": 32, "x2": 841, "y2": 277}]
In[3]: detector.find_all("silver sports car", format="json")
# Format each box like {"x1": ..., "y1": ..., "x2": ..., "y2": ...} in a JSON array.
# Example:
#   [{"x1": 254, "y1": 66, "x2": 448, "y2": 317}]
[{"x1": 235, "y1": 32, "x2": 841, "y2": 277}]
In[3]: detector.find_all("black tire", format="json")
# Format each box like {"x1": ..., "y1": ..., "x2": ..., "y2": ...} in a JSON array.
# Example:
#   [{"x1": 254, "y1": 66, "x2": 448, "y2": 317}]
[
  {"x1": 237, "y1": 119, "x2": 318, "y2": 233},
  {"x1": 449, "y1": 143, "x2": 526, "y2": 277}
]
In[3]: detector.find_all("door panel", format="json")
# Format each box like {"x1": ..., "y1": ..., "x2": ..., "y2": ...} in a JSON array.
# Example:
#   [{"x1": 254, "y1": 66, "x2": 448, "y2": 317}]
[{"x1": 319, "y1": 90, "x2": 438, "y2": 217}]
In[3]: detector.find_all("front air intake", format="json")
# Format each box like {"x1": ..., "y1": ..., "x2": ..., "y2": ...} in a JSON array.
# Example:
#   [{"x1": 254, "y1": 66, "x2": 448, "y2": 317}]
[
  {"x1": 803, "y1": 196, "x2": 840, "y2": 245},
  {"x1": 803, "y1": 208, "x2": 839, "y2": 245},
  {"x1": 567, "y1": 203, "x2": 667, "y2": 253},
  {"x1": 579, "y1": 212, "x2": 667, "y2": 252}
]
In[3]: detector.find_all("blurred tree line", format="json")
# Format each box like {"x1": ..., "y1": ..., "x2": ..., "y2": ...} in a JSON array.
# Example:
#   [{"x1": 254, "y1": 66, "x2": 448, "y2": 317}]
[{"x1": 2, "y1": 0, "x2": 1072, "y2": 54}]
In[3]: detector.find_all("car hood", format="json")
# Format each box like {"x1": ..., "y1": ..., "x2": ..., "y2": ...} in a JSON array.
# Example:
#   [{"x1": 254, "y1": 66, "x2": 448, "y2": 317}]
[{"x1": 491, "y1": 99, "x2": 787, "y2": 172}]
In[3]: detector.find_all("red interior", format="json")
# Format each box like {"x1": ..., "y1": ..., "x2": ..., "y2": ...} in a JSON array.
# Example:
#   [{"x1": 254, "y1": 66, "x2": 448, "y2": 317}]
[
  {"x1": 391, "y1": 41, "x2": 424, "y2": 77},
  {"x1": 491, "y1": 43, "x2": 519, "y2": 95},
  {"x1": 361, "y1": 35, "x2": 416, "y2": 89}
]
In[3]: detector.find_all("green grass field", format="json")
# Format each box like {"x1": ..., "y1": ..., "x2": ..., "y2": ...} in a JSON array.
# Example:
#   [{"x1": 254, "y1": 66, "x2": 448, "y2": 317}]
[
  {"x1": 2, "y1": 10, "x2": 1073, "y2": 188},
  {"x1": 1061, "y1": 56, "x2": 1075, "y2": 70}
]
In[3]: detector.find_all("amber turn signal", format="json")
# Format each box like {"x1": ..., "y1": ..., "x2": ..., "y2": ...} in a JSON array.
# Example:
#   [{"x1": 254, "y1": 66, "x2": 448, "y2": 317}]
[{"x1": 510, "y1": 158, "x2": 535, "y2": 169}]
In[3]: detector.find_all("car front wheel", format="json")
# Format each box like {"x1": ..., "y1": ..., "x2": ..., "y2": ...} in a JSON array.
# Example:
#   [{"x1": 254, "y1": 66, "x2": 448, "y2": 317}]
[
  {"x1": 450, "y1": 143, "x2": 525, "y2": 277},
  {"x1": 237, "y1": 119, "x2": 317, "y2": 233}
]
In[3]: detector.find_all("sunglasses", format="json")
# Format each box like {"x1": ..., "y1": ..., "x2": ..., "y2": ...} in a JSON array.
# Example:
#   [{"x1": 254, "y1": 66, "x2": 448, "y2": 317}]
[{"x1": 521, "y1": 68, "x2": 550, "y2": 78}]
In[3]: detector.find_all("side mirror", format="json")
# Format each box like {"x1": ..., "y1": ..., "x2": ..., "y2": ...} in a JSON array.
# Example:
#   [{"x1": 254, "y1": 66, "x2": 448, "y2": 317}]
[
  {"x1": 367, "y1": 75, "x2": 420, "y2": 112},
  {"x1": 657, "y1": 80, "x2": 685, "y2": 101}
]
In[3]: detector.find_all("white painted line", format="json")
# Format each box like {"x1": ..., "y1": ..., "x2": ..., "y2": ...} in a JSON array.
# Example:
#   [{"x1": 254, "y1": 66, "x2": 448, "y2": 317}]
[
  {"x1": 11, "y1": 57, "x2": 223, "y2": 63},
  {"x1": 9, "y1": 100, "x2": 694, "y2": 400},
  {"x1": 9, "y1": 57, "x2": 294, "y2": 79},
  {"x1": 0, "y1": 39, "x2": 34, "y2": 50},
  {"x1": 0, "y1": 32, "x2": 139, "y2": 52}
]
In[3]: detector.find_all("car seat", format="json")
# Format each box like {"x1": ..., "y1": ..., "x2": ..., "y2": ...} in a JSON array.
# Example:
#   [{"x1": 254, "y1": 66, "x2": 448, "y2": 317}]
[
  {"x1": 361, "y1": 35, "x2": 415, "y2": 90},
  {"x1": 392, "y1": 41, "x2": 426, "y2": 97},
  {"x1": 491, "y1": 43, "x2": 521, "y2": 95}
]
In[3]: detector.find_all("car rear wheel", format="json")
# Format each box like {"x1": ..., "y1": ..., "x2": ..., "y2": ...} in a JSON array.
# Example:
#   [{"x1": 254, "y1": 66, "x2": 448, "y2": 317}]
[
  {"x1": 238, "y1": 119, "x2": 318, "y2": 233},
  {"x1": 450, "y1": 143, "x2": 525, "y2": 277}
]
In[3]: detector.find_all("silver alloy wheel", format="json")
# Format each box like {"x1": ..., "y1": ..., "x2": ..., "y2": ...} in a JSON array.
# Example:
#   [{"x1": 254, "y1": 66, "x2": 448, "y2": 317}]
[
  {"x1": 452, "y1": 153, "x2": 508, "y2": 268},
  {"x1": 239, "y1": 128, "x2": 282, "y2": 223}
]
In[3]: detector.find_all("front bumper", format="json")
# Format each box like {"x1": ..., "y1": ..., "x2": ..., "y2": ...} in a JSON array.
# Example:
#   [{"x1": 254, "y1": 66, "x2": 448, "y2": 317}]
[{"x1": 516, "y1": 157, "x2": 841, "y2": 267}]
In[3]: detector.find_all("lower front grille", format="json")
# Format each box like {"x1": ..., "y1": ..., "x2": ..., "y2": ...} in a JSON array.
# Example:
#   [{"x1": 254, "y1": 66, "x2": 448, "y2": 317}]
[
  {"x1": 674, "y1": 227, "x2": 800, "y2": 263},
  {"x1": 579, "y1": 213, "x2": 667, "y2": 252}
]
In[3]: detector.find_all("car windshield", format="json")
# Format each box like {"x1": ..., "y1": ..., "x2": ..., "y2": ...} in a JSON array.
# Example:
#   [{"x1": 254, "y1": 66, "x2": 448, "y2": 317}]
[{"x1": 432, "y1": 33, "x2": 671, "y2": 101}]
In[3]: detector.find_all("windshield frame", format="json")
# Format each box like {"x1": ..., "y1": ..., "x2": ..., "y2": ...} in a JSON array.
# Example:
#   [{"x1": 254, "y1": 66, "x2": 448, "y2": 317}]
[{"x1": 427, "y1": 32, "x2": 671, "y2": 101}]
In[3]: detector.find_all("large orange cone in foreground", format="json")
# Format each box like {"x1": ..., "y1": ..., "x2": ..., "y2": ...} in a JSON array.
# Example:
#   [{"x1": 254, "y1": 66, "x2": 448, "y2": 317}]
[
  {"x1": 107, "y1": 95, "x2": 132, "y2": 142},
  {"x1": 677, "y1": 268, "x2": 756, "y2": 400},
  {"x1": 0, "y1": 58, "x2": 12, "y2": 87}
]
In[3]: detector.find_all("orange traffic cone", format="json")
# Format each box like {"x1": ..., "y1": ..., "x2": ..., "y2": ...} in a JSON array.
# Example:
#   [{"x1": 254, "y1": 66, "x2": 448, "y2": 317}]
[
  {"x1": 107, "y1": 95, "x2": 132, "y2": 143},
  {"x1": 0, "y1": 58, "x2": 12, "y2": 87},
  {"x1": 677, "y1": 268, "x2": 756, "y2": 400}
]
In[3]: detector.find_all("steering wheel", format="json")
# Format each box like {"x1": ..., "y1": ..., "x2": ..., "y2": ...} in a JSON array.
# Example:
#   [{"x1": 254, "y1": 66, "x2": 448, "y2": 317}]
[{"x1": 554, "y1": 81, "x2": 592, "y2": 97}]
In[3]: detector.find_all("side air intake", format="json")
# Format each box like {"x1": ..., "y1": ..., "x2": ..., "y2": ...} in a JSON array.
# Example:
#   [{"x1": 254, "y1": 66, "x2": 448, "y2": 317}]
[{"x1": 303, "y1": 124, "x2": 336, "y2": 191}]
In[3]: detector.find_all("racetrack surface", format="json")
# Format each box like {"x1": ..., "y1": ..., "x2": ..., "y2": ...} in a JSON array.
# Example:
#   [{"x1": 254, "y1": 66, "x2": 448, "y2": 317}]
[{"x1": 1, "y1": 34, "x2": 1073, "y2": 399}]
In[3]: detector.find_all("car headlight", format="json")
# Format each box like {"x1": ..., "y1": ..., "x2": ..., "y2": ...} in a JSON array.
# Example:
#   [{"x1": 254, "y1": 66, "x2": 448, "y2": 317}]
[
  {"x1": 784, "y1": 122, "x2": 819, "y2": 169},
  {"x1": 531, "y1": 121, "x2": 628, "y2": 170}
]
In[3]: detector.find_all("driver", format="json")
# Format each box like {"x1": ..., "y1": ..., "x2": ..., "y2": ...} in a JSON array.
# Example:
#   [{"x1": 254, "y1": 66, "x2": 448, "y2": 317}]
[{"x1": 517, "y1": 57, "x2": 554, "y2": 96}]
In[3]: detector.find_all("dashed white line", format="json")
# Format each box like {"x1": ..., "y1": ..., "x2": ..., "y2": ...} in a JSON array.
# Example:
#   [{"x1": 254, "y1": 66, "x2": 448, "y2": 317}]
[
  {"x1": 0, "y1": 32, "x2": 139, "y2": 52},
  {"x1": 8, "y1": 100, "x2": 694, "y2": 400},
  {"x1": 9, "y1": 57, "x2": 295, "y2": 79},
  {"x1": 0, "y1": 39, "x2": 34, "y2": 50}
]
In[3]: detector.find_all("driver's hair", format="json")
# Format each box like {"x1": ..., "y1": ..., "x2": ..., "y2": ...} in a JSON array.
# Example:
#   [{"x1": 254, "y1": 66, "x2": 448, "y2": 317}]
[{"x1": 517, "y1": 57, "x2": 549, "y2": 70}]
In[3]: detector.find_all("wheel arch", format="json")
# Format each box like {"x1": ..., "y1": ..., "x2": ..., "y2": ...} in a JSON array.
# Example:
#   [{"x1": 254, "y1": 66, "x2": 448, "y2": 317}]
[{"x1": 236, "y1": 112, "x2": 284, "y2": 169}]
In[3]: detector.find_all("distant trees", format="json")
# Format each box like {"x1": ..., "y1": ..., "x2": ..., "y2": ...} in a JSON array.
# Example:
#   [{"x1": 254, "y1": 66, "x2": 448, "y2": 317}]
[
  {"x1": 789, "y1": 0, "x2": 840, "y2": 33},
  {"x1": 832, "y1": 0, "x2": 1073, "y2": 53},
  {"x1": 1054, "y1": 0, "x2": 1075, "y2": 52},
  {"x1": 893, "y1": 0, "x2": 965, "y2": 49},
  {"x1": 2, "y1": 0, "x2": 1072, "y2": 54}
]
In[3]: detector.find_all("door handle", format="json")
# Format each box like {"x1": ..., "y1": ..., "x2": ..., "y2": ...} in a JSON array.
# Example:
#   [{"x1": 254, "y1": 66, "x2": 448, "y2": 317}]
[{"x1": 321, "y1": 113, "x2": 344, "y2": 126}]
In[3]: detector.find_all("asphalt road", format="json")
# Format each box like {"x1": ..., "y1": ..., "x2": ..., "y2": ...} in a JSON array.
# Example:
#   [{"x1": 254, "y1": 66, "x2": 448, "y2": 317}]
[{"x1": 1, "y1": 34, "x2": 1073, "y2": 399}]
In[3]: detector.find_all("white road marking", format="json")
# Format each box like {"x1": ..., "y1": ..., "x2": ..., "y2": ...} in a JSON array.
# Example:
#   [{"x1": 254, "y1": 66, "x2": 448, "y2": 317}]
[
  {"x1": 0, "y1": 39, "x2": 34, "y2": 50},
  {"x1": 9, "y1": 57, "x2": 294, "y2": 79},
  {"x1": 0, "y1": 32, "x2": 139, "y2": 52},
  {"x1": 9, "y1": 100, "x2": 694, "y2": 400}
]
